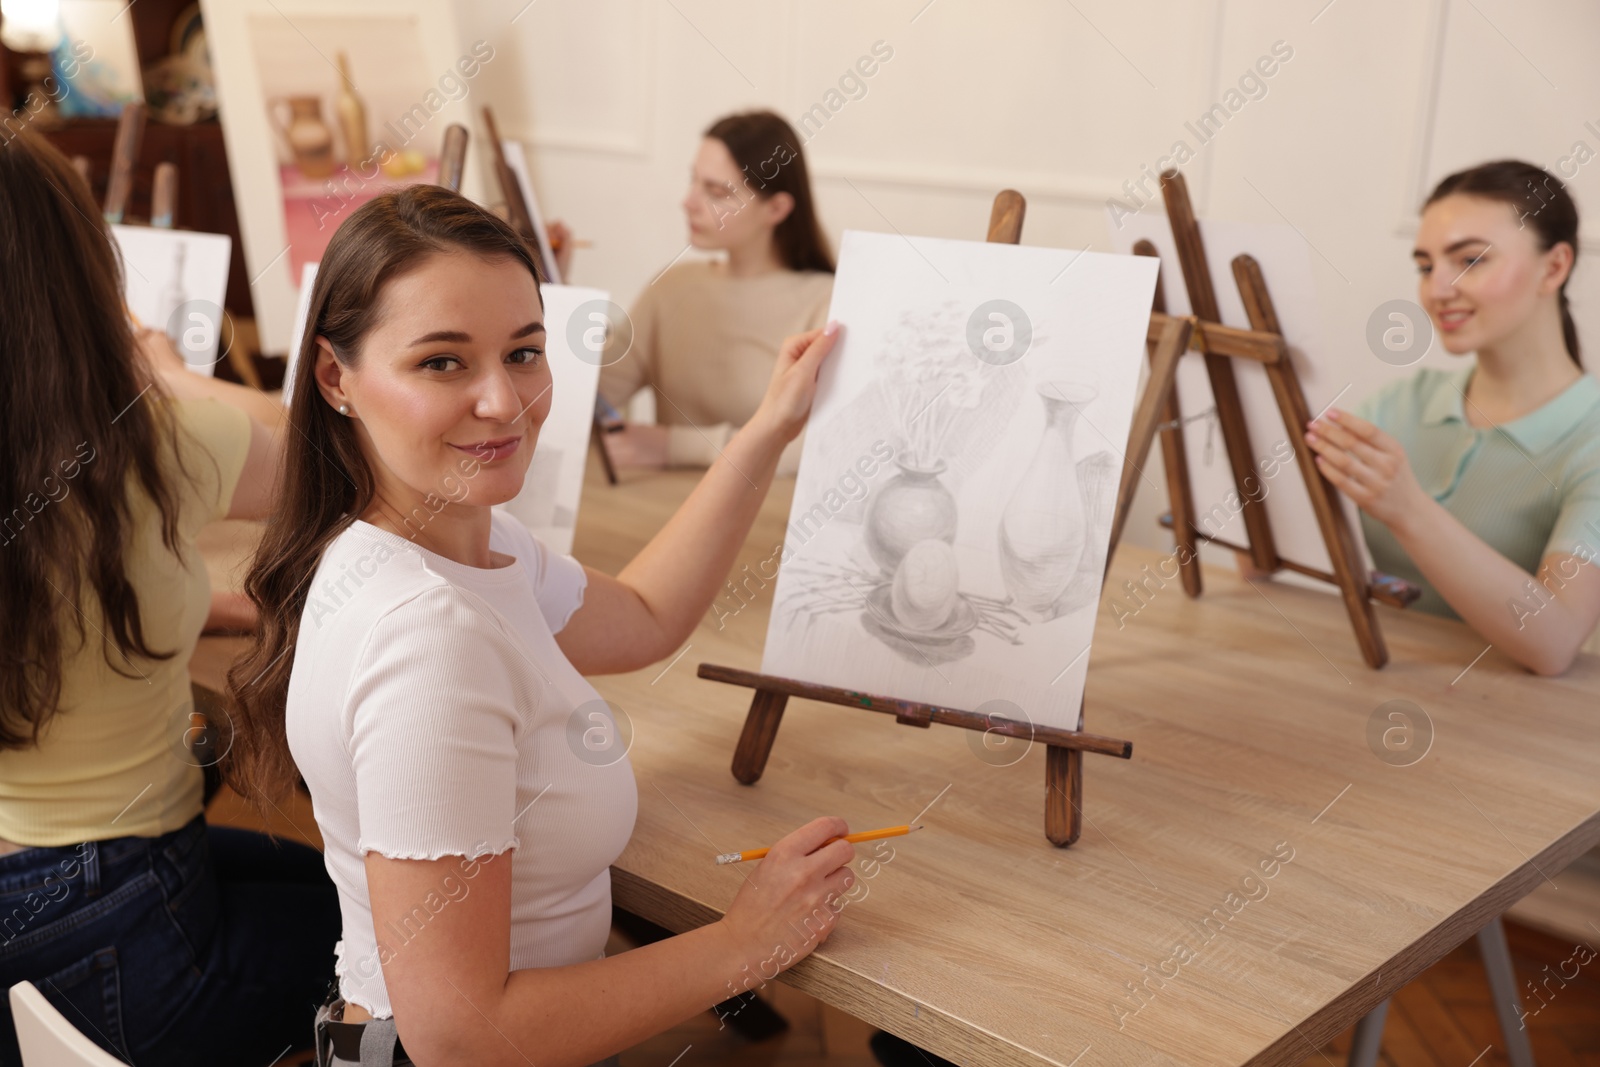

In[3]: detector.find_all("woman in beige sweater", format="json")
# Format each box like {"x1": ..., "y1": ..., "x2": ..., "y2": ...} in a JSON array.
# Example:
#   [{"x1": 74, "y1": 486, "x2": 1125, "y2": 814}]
[{"x1": 599, "y1": 110, "x2": 834, "y2": 471}]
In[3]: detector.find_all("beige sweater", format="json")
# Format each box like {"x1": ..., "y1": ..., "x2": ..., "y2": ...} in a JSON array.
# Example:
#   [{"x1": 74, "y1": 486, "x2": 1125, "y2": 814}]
[{"x1": 599, "y1": 260, "x2": 833, "y2": 470}]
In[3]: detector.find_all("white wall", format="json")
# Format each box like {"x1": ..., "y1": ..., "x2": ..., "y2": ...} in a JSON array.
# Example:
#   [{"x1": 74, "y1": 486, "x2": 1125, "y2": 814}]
[{"x1": 451, "y1": 0, "x2": 1600, "y2": 555}]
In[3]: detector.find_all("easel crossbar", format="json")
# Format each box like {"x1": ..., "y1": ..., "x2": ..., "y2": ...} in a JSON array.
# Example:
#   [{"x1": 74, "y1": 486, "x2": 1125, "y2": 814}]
[{"x1": 698, "y1": 664, "x2": 1133, "y2": 759}]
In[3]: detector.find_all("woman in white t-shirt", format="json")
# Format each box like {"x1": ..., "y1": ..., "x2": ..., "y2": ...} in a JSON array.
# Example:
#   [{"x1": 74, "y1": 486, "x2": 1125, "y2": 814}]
[{"x1": 225, "y1": 187, "x2": 856, "y2": 1067}]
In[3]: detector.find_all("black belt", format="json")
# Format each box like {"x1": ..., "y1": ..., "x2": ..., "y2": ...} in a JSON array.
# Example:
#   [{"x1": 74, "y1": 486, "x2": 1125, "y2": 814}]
[
  {"x1": 322, "y1": 1017, "x2": 407, "y2": 1063},
  {"x1": 316, "y1": 989, "x2": 408, "y2": 1065}
]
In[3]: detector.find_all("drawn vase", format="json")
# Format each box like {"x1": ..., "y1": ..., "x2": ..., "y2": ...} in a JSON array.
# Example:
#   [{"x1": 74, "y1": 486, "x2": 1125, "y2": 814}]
[
  {"x1": 864, "y1": 458, "x2": 958, "y2": 575},
  {"x1": 271, "y1": 96, "x2": 336, "y2": 179},
  {"x1": 997, "y1": 381, "x2": 1097, "y2": 618}
]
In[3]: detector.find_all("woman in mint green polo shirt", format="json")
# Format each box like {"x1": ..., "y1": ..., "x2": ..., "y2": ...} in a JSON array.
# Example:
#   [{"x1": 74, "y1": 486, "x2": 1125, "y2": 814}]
[{"x1": 1308, "y1": 160, "x2": 1600, "y2": 675}]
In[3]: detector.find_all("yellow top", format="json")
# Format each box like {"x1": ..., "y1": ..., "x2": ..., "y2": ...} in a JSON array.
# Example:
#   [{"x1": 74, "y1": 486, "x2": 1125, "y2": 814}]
[{"x1": 0, "y1": 396, "x2": 250, "y2": 846}]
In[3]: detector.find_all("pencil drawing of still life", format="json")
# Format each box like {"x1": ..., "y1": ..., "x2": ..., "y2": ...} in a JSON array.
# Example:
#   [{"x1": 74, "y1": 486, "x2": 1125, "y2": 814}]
[{"x1": 761, "y1": 231, "x2": 1158, "y2": 731}]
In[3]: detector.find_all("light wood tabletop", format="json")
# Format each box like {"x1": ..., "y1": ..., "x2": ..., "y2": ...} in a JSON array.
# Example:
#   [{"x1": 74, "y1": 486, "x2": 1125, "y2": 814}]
[
  {"x1": 569, "y1": 465, "x2": 1600, "y2": 1067},
  {"x1": 192, "y1": 462, "x2": 1600, "y2": 1067}
]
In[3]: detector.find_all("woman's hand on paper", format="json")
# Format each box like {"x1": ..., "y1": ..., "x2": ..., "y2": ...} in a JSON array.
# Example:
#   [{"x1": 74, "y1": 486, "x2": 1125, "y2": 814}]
[
  {"x1": 750, "y1": 322, "x2": 840, "y2": 446},
  {"x1": 1304, "y1": 409, "x2": 1425, "y2": 534}
]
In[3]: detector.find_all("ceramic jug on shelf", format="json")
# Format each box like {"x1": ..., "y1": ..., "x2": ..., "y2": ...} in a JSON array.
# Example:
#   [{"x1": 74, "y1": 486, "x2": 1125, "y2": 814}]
[{"x1": 270, "y1": 95, "x2": 336, "y2": 179}]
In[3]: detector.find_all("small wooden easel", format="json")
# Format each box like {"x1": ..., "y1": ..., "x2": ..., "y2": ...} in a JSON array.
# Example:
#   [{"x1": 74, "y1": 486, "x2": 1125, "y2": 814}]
[
  {"x1": 698, "y1": 190, "x2": 1181, "y2": 848},
  {"x1": 1114, "y1": 170, "x2": 1417, "y2": 670},
  {"x1": 480, "y1": 106, "x2": 553, "y2": 283}
]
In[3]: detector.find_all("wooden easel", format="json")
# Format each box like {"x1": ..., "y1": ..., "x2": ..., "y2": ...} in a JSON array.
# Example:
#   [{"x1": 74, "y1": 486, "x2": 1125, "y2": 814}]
[
  {"x1": 102, "y1": 102, "x2": 145, "y2": 224},
  {"x1": 698, "y1": 189, "x2": 1178, "y2": 848},
  {"x1": 439, "y1": 123, "x2": 469, "y2": 192},
  {"x1": 480, "y1": 106, "x2": 552, "y2": 283},
  {"x1": 1115, "y1": 170, "x2": 1417, "y2": 670}
]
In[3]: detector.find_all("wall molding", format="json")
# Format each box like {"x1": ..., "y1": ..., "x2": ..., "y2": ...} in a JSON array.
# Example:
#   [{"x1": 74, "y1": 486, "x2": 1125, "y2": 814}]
[
  {"x1": 1399, "y1": 0, "x2": 1599, "y2": 250},
  {"x1": 809, "y1": 157, "x2": 1123, "y2": 208}
]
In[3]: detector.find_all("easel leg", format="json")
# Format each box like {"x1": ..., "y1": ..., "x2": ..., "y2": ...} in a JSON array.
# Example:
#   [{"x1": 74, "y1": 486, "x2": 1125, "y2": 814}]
[
  {"x1": 1045, "y1": 745, "x2": 1082, "y2": 847},
  {"x1": 1262, "y1": 359, "x2": 1388, "y2": 669},
  {"x1": 732, "y1": 689, "x2": 788, "y2": 785},
  {"x1": 592, "y1": 413, "x2": 619, "y2": 486},
  {"x1": 1156, "y1": 385, "x2": 1203, "y2": 598},
  {"x1": 1109, "y1": 316, "x2": 1192, "y2": 567}
]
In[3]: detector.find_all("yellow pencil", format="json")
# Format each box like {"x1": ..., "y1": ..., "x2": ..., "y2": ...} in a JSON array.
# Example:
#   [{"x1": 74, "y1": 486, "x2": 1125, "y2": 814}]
[{"x1": 714, "y1": 824, "x2": 923, "y2": 865}]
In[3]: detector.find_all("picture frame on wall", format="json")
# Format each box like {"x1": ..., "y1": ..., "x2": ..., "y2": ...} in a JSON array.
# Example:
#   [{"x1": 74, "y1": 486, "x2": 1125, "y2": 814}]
[{"x1": 199, "y1": 0, "x2": 494, "y2": 355}]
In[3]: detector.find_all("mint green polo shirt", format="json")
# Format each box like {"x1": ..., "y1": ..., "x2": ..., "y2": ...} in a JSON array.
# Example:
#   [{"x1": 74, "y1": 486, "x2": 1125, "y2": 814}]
[{"x1": 1356, "y1": 366, "x2": 1600, "y2": 619}]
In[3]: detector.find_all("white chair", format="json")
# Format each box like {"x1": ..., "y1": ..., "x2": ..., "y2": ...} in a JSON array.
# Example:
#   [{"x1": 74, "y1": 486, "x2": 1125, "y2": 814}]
[{"x1": 8, "y1": 981, "x2": 126, "y2": 1067}]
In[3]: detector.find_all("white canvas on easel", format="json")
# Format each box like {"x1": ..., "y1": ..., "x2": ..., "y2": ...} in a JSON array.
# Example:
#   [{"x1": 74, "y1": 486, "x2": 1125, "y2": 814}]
[
  {"x1": 500, "y1": 141, "x2": 562, "y2": 285},
  {"x1": 760, "y1": 230, "x2": 1157, "y2": 732},
  {"x1": 112, "y1": 224, "x2": 233, "y2": 376},
  {"x1": 1106, "y1": 212, "x2": 1375, "y2": 580}
]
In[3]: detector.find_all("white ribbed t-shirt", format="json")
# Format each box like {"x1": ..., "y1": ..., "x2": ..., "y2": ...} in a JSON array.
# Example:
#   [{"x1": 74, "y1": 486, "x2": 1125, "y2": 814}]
[{"x1": 286, "y1": 511, "x2": 638, "y2": 1019}]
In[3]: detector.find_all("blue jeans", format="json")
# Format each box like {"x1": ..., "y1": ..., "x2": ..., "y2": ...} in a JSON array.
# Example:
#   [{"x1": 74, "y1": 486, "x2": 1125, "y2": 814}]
[{"x1": 0, "y1": 815, "x2": 339, "y2": 1067}]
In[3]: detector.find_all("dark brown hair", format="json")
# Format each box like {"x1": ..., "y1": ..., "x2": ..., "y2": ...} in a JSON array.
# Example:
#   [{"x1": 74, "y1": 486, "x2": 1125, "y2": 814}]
[
  {"x1": 225, "y1": 186, "x2": 542, "y2": 801},
  {"x1": 1426, "y1": 160, "x2": 1582, "y2": 367},
  {"x1": 705, "y1": 110, "x2": 834, "y2": 274},
  {"x1": 0, "y1": 127, "x2": 187, "y2": 749}
]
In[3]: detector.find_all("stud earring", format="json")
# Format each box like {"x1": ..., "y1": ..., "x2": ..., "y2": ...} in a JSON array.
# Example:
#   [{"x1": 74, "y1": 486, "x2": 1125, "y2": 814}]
[{"x1": 338, "y1": 403, "x2": 350, "y2": 415}]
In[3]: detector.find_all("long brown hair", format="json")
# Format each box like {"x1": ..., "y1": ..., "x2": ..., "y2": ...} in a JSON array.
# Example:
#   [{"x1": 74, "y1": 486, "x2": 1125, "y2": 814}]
[
  {"x1": 706, "y1": 110, "x2": 834, "y2": 274},
  {"x1": 225, "y1": 186, "x2": 542, "y2": 802},
  {"x1": 1426, "y1": 160, "x2": 1582, "y2": 367},
  {"x1": 0, "y1": 127, "x2": 187, "y2": 748}
]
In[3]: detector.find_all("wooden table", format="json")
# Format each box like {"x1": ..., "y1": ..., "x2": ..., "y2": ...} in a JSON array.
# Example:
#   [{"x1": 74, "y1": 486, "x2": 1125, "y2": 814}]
[
  {"x1": 193, "y1": 464, "x2": 1600, "y2": 1066},
  {"x1": 571, "y1": 467, "x2": 1600, "y2": 1067}
]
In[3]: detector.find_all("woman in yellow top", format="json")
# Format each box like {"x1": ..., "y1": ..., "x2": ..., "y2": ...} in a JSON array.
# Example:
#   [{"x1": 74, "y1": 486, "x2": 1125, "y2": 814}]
[
  {"x1": 1309, "y1": 161, "x2": 1600, "y2": 674},
  {"x1": 0, "y1": 130, "x2": 339, "y2": 1065},
  {"x1": 599, "y1": 110, "x2": 834, "y2": 471}
]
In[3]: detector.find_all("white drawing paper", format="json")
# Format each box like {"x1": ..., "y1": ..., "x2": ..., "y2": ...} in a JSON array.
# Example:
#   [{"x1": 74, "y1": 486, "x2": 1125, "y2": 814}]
[
  {"x1": 1106, "y1": 212, "x2": 1374, "y2": 578},
  {"x1": 501, "y1": 141, "x2": 562, "y2": 285},
  {"x1": 761, "y1": 230, "x2": 1158, "y2": 732},
  {"x1": 496, "y1": 284, "x2": 604, "y2": 555},
  {"x1": 112, "y1": 224, "x2": 232, "y2": 376}
]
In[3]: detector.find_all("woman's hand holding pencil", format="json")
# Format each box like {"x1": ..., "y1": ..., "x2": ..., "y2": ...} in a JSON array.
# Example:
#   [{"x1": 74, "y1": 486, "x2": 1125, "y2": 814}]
[{"x1": 713, "y1": 817, "x2": 858, "y2": 978}]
